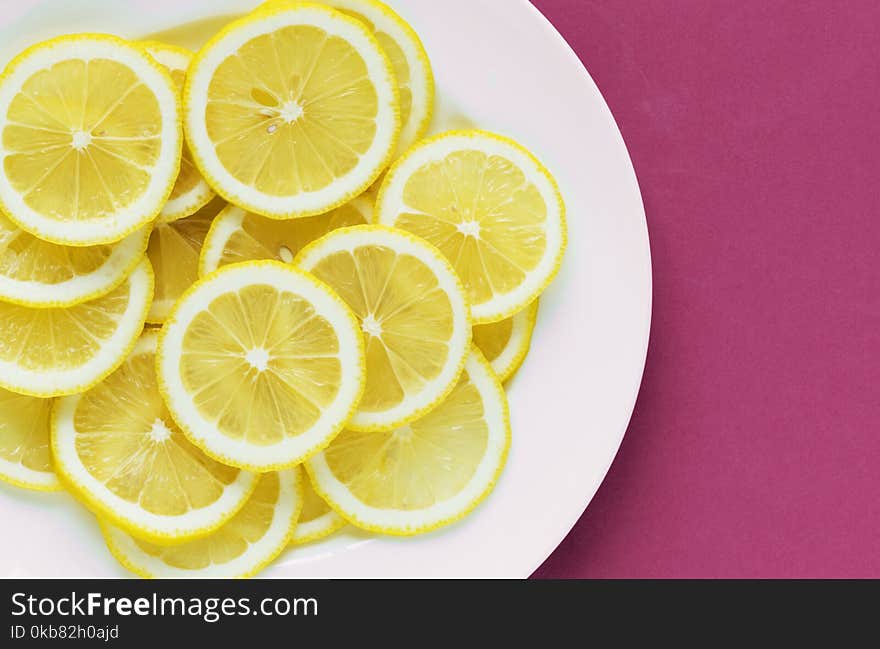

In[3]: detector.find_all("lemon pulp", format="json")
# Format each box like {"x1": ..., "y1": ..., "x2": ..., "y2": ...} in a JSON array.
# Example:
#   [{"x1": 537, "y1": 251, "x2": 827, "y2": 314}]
[
  {"x1": 203, "y1": 24, "x2": 380, "y2": 196},
  {"x1": 0, "y1": 389, "x2": 55, "y2": 485},
  {"x1": 179, "y1": 285, "x2": 344, "y2": 445},
  {"x1": 308, "y1": 244, "x2": 456, "y2": 415},
  {"x1": 396, "y1": 150, "x2": 548, "y2": 308},
  {"x1": 3, "y1": 59, "x2": 163, "y2": 223},
  {"x1": 71, "y1": 344, "x2": 240, "y2": 516}
]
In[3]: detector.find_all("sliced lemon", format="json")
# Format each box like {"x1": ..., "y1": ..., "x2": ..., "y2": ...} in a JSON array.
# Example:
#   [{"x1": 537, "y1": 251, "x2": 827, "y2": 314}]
[
  {"x1": 0, "y1": 389, "x2": 60, "y2": 492},
  {"x1": 142, "y1": 41, "x2": 215, "y2": 224},
  {"x1": 0, "y1": 34, "x2": 182, "y2": 246},
  {"x1": 102, "y1": 468, "x2": 300, "y2": 578},
  {"x1": 0, "y1": 259, "x2": 153, "y2": 397},
  {"x1": 198, "y1": 194, "x2": 371, "y2": 277},
  {"x1": 376, "y1": 130, "x2": 566, "y2": 323},
  {"x1": 307, "y1": 348, "x2": 509, "y2": 535},
  {"x1": 0, "y1": 212, "x2": 149, "y2": 307},
  {"x1": 157, "y1": 260, "x2": 365, "y2": 471},
  {"x1": 296, "y1": 224, "x2": 470, "y2": 431},
  {"x1": 52, "y1": 332, "x2": 257, "y2": 543},
  {"x1": 292, "y1": 470, "x2": 346, "y2": 545},
  {"x1": 268, "y1": 0, "x2": 433, "y2": 159},
  {"x1": 147, "y1": 196, "x2": 225, "y2": 324},
  {"x1": 184, "y1": 4, "x2": 399, "y2": 218},
  {"x1": 473, "y1": 299, "x2": 539, "y2": 383}
]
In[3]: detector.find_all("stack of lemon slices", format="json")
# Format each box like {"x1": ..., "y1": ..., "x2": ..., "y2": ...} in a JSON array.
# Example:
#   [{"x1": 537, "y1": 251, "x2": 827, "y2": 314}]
[{"x1": 0, "y1": 0, "x2": 565, "y2": 578}]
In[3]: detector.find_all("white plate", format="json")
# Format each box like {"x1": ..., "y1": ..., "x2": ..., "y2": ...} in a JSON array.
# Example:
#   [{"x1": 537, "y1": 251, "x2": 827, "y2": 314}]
[{"x1": 0, "y1": 0, "x2": 651, "y2": 578}]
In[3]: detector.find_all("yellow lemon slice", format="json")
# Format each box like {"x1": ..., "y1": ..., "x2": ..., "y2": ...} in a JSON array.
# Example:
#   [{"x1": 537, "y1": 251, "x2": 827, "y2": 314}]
[
  {"x1": 0, "y1": 34, "x2": 182, "y2": 245},
  {"x1": 292, "y1": 470, "x2": 346, "y2": 545},
  {"x1": 157, "y1": 260, "x2": 365, "y2": 471},
  {"x1": 377, "y1": 130, "x2": 566, "y2": 323},
  {"x1": 0, "y1": 259, "x2": 153, "y2": 397},
  {"x1": 296, "y1": 225, "x2": 470, "y2": 431},
  {"x1": 307, "y1": 349, "x2": 509, "y2": 535},
  {"x1": 268, "y1": 0, "x2": 433, "y2": 158},
  {"x1": 0, "y1": 389, "x2": 60, "y2": 492},
  {"x1": 473, "y1": 299, "x2": 539, "y2": 383},
  {"x1": 102, "y1": 469, "x2": 301, "y2": 578},
  {"x1": 0, "y1": 211, "x2": 149, "y2": 307},
  {"x1": 52, "y1": 332, "x2": 257, "y2": 543},
  {"x1": 147, "y1": 196, "x2": 225, "y2": 323},
  {"x1": 198, "y1": 194, "x2": 371, "y2": 277},
  {"x1": 184, "y1": 4, "x2": 399, "y2": 218},
  {"x1": 142, "y1": 41, "x2": 215, "y2": 224}
]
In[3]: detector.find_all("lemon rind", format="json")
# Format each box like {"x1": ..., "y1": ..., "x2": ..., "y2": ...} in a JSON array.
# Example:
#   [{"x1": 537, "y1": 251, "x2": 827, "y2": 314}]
[
  {"x1": 306, "y1": 347, "x2": 510, "y2": 536},
  {"x1": 141, "y1": 41, "x2": 217, "y2": 225},
  {"x1": 290, "y1": 469, "x2": 347, "y2": 545},
  {"x1": 0, "y1": 34, "x2": 182, "y2": 246},
  {"x1": 51, "y1": 331, "x2": 259, "y2": 545},
  {"x1": 0, "y1": 259, "x2": 154, "y2": 398},
  {"x1": 0, "y1": 225, "x2": 150, "y2": 308},
  {"x1": 295, "y1": 223, "x2": 472, "y2": 432},
  {"x1": 0, "y1": 459, "x2": 62, "y2": 493},
  {"x1": 156, "y1": 260, "x2": 367, "y2": 472},
  {"x1": 478, "y1": 299, "x2": 540, "y2": 384},
  {"x1": 183, "y1": 3, "x2": 400, "y2": 220},
  {"x1": 376, "y1": 129, "x2": 567, "y2": 324},
  {"x1": 101, "y1": 468, "x2": 303, "y2": 579}
]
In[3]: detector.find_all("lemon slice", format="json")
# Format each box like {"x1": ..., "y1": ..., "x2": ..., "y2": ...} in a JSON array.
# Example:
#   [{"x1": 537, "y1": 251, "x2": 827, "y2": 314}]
[
  {"x1": 52, "y1": 332, "x2": 257, "y2": 543},
  {"x1": 0, "y1": 34, "x2": 182, "y2": 246},
  {"x1": 307, "y1": 349, "x2": 509, "y2": 535},
  {"x1": 0, "y1": 389, "x2": 60, "y2": 492},
  {"x1": 292, "y1": 471, "x2": 346, "y2": 545},
  {"x1": 198, "y1": 194, "x2": 371, "y2": 277},
  {"x1": 147, "y1": 196, "x2": 225, "y2": 323},
  {"x1": 0, "y1": 212, "x2": 149, "y2": 307},
  {"x1": 268, "y1": 0, "x2": 433, "y2": 159},
  {"x1": 376, "y1": 130, "x2": 567, "y2": 323},
  {"x1": 184, "y1": 4, "x2": 399, "y2": 218},
  {"x1": 102, "y1": 468, "x2": 300, "y2": 578},
  {"x1": 473, "y1": 299, "x2": 539, "y2": 383},
  {"x1": 142, "y1": 41, "x2": 215, "y2": 224},
  {"x1": 0, "y1": 259, "x2": 153, "y2": 397},
  {"x1": 296, "y1": 225, "x2": 470, "y2": 431},
  {"x1": 157, "y1": 260, "x2": 365, "y2": 471}
]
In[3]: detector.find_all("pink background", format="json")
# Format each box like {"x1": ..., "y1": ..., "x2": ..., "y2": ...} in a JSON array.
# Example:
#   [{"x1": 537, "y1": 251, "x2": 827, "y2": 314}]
[{"x1": 531, "y1": 0, "x2": 880, "y2": 578}]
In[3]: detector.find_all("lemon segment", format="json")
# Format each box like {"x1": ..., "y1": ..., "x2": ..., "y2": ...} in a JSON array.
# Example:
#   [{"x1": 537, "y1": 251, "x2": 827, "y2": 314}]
[
  {"x1": 0, "y1": 212, "x2": 149, "y2": 307},
  {"x1": 147, "y1": 196, "x2": 225, "y2": 323},
  {"x1": 184, "y1": 4, "x2": 399, "y2": 218},
  {"x1": 52, "y1": 332, "x2": 257, "y2": 543},
  {"x1": 296, "y1": 225, "x2": 470, "y2": 431},
  {"x1": 307, "y1": 349, "x2": 509, "y2": 535},
  {"x1": 473, "y1": 299, "x2": 539, "y2": 383},
  {"x1": 377, "y1": 130, "x2": 566, "y2": 323},
  {"x1": 0, "y1": 34, "x2": 182, "y2": 245},
  {"x1": 157, "y1": 260, "x2": 366, "y2": 471},
  {"x1": 102, "y1": 468, "x2": 301, "y2": 578},
  {"x1": 292, "y1": 469, "x2": 346, "y2": 545},
  {"x1": 0, "y1": 259, "x2": 153, "y2": 397},
  {"x1": 198, "y1": 194, "x2": 371, "y2": 277},
  {"x1": 142, "y1": 42, "x2": 216, "y2": 224},
  {"x1": 0, "y1": 388, "x2": 60, "y2": 491}
]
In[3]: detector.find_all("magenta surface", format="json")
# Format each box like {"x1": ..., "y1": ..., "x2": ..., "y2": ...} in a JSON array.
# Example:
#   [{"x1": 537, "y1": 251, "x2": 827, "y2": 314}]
[{"x1": 530, "y1": 0, "x2": 880, "y2": 578}]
